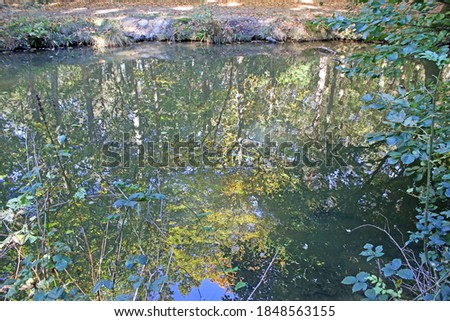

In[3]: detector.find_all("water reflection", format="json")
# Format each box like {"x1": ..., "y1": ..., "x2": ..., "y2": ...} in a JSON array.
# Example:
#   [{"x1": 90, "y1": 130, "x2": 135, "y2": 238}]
[
  {"x1": 171, "y1": 279, "x2": 235, "y2": 301},
  {"x1": 0, "y1": 42, "x2": 420, "y2": 300}
]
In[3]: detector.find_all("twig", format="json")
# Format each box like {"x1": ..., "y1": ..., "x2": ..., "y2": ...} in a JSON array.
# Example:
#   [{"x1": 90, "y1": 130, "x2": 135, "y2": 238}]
[
  {"x1": 64, "y1": 269, "x2": 86, "y2": 296},
  {"x1": 316, "y1": 46, "x2": 338, "y2": 56},
  {"x1": 14, "y1": 246, "x2": 22, "y2": 279},
  {"x1": 158, "y1": 247, "x2": 174, "y2": 296},
  {"x1": 132, "y1": 264, "x2": 146, "y2": 302},
  {"x1": 97, "y1": 221, "x2": 109, "y2": 279},
  {"x1": 423, "y1": 71, "x2": 442, "y2": 274},
  {"x1": 247, "y1": 249, "x2": 280, "y2": 301}
]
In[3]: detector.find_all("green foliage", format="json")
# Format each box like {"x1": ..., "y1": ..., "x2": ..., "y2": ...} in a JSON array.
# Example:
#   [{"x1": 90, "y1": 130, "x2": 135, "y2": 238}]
[
  {"x1": 234, "y1": 281, "x2": 247, "y2": 291},
  {"x1": 360, "y1": 243, "x2": 384, "y2": 261},
  {"x1": 326, "y1": 0, "x2": 450, "y2": 301},
  {"x1": 93, "y1": 20, "x2": 131, "y2": 49},
  {"x1": 191, "y1": 5, "x2": 224, "y2": 44},
  {"x1": 0, "y1": 16, "x2": 131, "y2": 51}
]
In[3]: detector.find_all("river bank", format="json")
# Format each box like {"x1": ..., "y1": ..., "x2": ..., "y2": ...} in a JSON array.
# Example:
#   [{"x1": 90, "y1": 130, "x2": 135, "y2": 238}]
[{"x1": 0, "y1": 3, "x2": 355, "y2": 51}]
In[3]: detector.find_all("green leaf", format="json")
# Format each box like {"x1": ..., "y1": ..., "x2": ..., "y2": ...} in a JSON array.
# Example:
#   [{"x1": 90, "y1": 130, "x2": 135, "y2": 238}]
[
  {"x1": 74, "y1": 188, "x2": 87, "y2": 200},
  {"x1": 403, "y1": 116, "x2": 419, "y2": 127},
  {"x1": 34, "y1": 291, "x2": 46, "y2": 301},
  {"x1": 365, "y1": 288, "x2": 377, "y2": 300},
  {"x1": 234, "y1": 282, "x2": 247, "y2": 291},
  {"x1": 58, "y1": 135, "x2": 66, "y2": 144},
  {"x1": 374, "y1": 245, "x2": 383, "y2": 255},
  {"x1": 402, "y1": 44, "x2": 416, "y2": 55},
  {"x1": 103, "y1": 280, "x2": 114, "y2": 290},
  {"x1": 342, "y1": 276, "x2": 357, "y2": 285},
  {"x1": 362, "y1": 94, "x2": 373, "y2": 102},
  {"x1": 58, "y1": 150, "x2": 71, "y2": 157},
  {"x1": 386, "y1": 52, "x2": 399, "y2": 62},
  {"x1": 382, "y1": 266, "x2": 395, "y2": 277},
  {"x1": 196, "y1": 211, "x2": 213, "y2": 218},
  {"x1": 363, "y1": 243, "x2": 373, "y2": 250},
  {"x1": 115, "y1": 294, "x2": 133, "y2": 301},
  {"x1": 146, "y1": 276, "x2": 167, "y2": 292},
  {"x1": 136, "y1": 255, "x2": 148, "y2": 265},
  {"x1": 128, "y1": 275, "x2": 139, "y2": 282},
  {"x1": 391, "y1": 258, "x2": 402, "y2": 270},
  {"x1": 356, "y1": 272, "x2": 369, "y2": 282},
  {"x1": 386, "y1": 110, "x2": 406, "y2": 123},
  {"x1": 225, "y1": 267, "x2": 239, "y2": 273},
  {"x1": 352, "y1": 282, "x2": 368, "y2": 293},
  {"x1": 52, "y1": 255, "x2": 72, "y2": 271},
  {"x1": 149, "y1": 193, "x2": 166, "y2": 200},
  {"x1": 133, "y1": 278, "x2": 144, "y2": 291},
  {"x1": 92, "y1": 279, "x2": 114, "y2": 293},
  {"x1": 129, "y1": 192, "x2": 145, "y2": 201},
  {"x1": 401, "y1": 153, "x2": 417, "y2": 165},
  {"x1": 92, "y1": 280, "x2": 103, "y2": 293},
  {"x1": 125, "y1": 258, "x2": 134, "y2": 270},
  {"x1": 396, "y1": 269, "x2": 414, "y2": 280},
  {"x1": 386, "y1": 136, "x2": 400, "y2": 146},
  {"x1": 47, "y1": 287, "x2": 65, "y2": 300}
]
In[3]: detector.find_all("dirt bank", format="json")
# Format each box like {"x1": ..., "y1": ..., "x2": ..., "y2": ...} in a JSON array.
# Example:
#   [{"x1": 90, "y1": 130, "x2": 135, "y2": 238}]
[{"x1": 0, "y1": 3, "x2": 355, "y2": 51}]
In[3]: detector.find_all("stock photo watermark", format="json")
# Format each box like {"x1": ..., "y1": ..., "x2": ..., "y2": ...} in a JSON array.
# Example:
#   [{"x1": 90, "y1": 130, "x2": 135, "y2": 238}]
[{"x1": 101, "y1": 132, "x2": 347, "y2": 169}]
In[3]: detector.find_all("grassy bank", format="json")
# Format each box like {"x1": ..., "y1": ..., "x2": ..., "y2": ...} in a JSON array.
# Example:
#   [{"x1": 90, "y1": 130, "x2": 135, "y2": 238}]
[
  {"x1": 0, "y1": 16, "x2": 131, "y2": 51},
  {"x1": 0, "y1": 5, "x2": 345, "y2": 51}
]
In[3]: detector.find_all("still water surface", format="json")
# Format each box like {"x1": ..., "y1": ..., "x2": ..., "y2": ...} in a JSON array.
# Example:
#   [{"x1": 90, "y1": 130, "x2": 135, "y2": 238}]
[{"x1": 0, "y1": 42, "x2": 418, "y2": 300}]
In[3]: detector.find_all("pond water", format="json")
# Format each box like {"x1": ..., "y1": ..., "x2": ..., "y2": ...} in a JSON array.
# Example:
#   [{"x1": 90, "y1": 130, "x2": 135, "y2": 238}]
[{"x1": 0, "y1": 42, "x2": 419, "y2": 300}]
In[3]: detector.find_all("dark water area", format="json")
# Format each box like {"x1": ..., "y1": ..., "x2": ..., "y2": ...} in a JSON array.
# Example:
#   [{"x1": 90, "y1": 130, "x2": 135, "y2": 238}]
[{"x1": 0, "y1": 42, "x2": 419, "y2": 300}]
